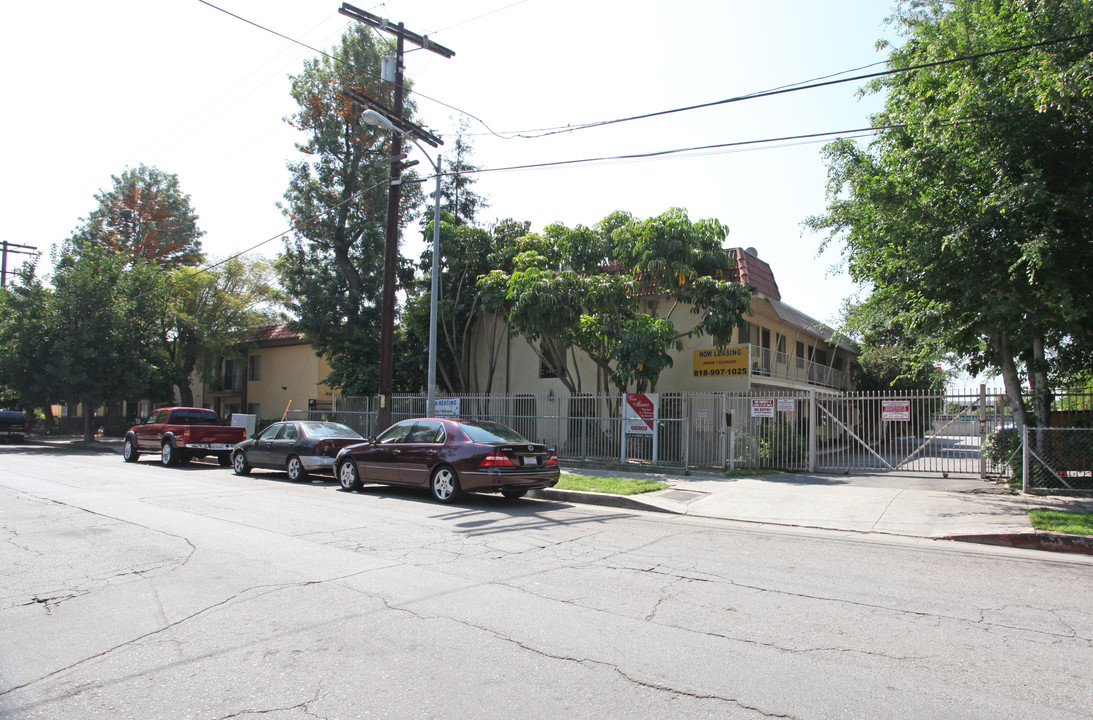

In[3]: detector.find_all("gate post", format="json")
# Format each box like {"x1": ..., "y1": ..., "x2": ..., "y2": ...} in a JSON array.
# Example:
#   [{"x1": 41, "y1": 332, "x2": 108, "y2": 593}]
[
  {"x1": 979, "y1": 383, "x2": 987, "y2": 479},
  {"x1": 808, "y1": 388, "x2": 817, "y2": 473}
]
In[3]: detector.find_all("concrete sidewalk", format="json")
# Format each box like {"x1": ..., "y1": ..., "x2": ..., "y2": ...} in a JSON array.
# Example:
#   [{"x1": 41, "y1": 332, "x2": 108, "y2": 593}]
[
  {"x1": 534, "y1": 466, "x2": 1093, "y2": 555},
  {"x1": 19, "y1": 436, "x2": 1093, "y2": 555}
]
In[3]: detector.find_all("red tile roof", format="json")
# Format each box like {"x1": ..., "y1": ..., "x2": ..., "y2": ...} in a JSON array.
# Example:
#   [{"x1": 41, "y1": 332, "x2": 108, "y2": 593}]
[
  {"x1": 727, "y1": 248, "x2": 781, "y2": 301},
  {"x1": 247, "y1": 324, "x2": 305, "y2": 345}
]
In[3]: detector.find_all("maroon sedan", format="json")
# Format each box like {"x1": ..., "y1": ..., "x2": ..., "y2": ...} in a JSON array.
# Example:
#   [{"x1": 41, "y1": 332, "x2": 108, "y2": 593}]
[{"x1": 335, "y1": 418, "x2": 559, "y2": 503}]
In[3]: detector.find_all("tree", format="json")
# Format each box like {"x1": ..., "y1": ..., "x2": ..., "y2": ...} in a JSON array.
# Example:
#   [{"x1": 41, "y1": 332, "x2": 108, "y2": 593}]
[
  {"x1": 70, "y1": 164, "x2": 205, "y2": 269},
  {"x1": 0, "y1": 259, "x2": 61, "y2": 422},
  {"x1": 277, "y1": 25, "x2": 422, "y2": 394},
  {"x1": 807, "y1": 0, "x2": 1093, "y2": 430},
  {"x1": 836, "y1": 296, "x2": 949, "y2": 391},
  {"x1": 48, "y1": 243, "x2": 169, "y2": 440},
  {"x1": 435, "y1": 118, "x2": 488, "y2": 226},
  {"x1": 477, "y1": 208, "x2": 752, "y2": 395},
  {"x1": 164, "y1": 257, "x2": 285, "y2": 406},
  {"x1": 402, "y1": 217, "x2": 524, "y2": 394}
]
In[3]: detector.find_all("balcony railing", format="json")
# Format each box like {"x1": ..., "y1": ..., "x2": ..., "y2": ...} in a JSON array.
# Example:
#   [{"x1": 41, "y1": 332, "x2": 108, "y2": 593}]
[{"x1": 747, "y1": 344, "x2": 852, "y2": 390}]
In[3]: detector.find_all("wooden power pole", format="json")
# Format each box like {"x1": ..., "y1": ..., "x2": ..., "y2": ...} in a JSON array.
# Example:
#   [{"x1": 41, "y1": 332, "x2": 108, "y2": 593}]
[{"x1": 338, "y1": 3, "x2": 454, "y2": 432}]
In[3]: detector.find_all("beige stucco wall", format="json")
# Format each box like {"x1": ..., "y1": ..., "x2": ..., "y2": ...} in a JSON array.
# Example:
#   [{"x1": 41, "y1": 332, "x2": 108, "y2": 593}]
[
  {"x1": 245, "y1": 344, "x2": 333, "y2": 418},
  {"x1": 472, "y1": 295, "x2": 857, "y2": 395}
]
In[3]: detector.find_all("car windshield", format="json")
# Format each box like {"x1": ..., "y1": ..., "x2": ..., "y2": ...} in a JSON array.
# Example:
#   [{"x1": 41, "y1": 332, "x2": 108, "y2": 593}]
[
  {"x1": 458, "y1": 421, "x2": 530, "y2": 444},
  {"x1": 300, "y1": 422, "x2": 362, "y2": 439}
]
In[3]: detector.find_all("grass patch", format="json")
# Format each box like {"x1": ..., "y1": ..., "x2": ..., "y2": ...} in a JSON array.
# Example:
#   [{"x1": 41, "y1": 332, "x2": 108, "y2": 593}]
[
  {"x1": 1029, "y1": 509, "x2": 1093, "y2": 535},
  {"x1": 556, "y1": 472, "x2": 669, "y2": 495},
  {"x1": 723, "y1": 469, "x2": 784, "y2": 478}
]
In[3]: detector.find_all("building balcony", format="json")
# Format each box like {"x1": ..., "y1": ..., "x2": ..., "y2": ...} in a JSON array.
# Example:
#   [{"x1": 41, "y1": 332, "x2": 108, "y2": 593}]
[{"x1": 747, "y1": 344, "x2": 852, "y2": 390}]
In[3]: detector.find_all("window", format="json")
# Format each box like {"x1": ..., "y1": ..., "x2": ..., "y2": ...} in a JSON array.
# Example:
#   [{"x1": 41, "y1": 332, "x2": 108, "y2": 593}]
[
  {"x1": 223, "y1": 359, "x2": 244, "y2": 391},
  {"x1": 761, "y1": 328, "x2": 770, "y2": 349},
  {"x1": 279, "y1": 424, "x2": 298, "y2": 441},
  {"x1": 833, "y1": 357, "x2": 845, "y2": 372},
  {"x1": 249, "y1": 355, "x2": 262, "y2": 381},
  {"x1": 258, "y1": 424, "x2": 282, "y2": 441},
  {"x1": 247, "y1": 403, "x2": 261, "y2": 416},
  {"x1": 405, "y1": 421, "x2": 444, "y2": 444},
  {"x1": 796, "y1": 341, "x2": 806, "y2": 369},
  {"x1": 777, "y1": 334, "x2": 786, "y2": 354},
  {"x1": 814, "y1": 349, "x2": 828, "y2": 366}
]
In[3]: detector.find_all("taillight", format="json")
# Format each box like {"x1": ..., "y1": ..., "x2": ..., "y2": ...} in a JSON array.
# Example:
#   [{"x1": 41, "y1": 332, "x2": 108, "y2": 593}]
[
  {"x1": 546, "y1": 452, "x2": 558, "y2": 466},
  {"x1": 183, "y1": 429, "x2": 191, "y2": 442},
  {"x1": 481, "y1": 452, "x2": 514, "y2": 468},
  {"x1": 315, "y1": 441, "x2": 332, "y2": 453}
]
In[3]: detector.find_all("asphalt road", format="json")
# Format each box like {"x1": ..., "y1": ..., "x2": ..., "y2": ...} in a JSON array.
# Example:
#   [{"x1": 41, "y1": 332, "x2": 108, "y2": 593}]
[{"x1": 2, "y1": 445, "x2": 1092, "y2": 720}]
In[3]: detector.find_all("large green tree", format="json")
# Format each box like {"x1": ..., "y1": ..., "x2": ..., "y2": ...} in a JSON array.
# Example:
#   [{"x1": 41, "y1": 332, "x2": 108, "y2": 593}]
[
  {"x1": 164, "y1": 257, "x2": 284, "y2": 406},
  {"x1": 478, "y1": 208, "x2": 752, "y2": 394},
  {"x1": 277, "y1": 25, "x2": 422, "y2": 395},
  {"x1": 69, "y1": 164, "x2": 205, "y2": 269},
  {"x1": 48, "y1": 243, "x2": 170, "y2": 440},
  {"x1": 0, "y1": 259, "x2": 61, "y2": 421},
  {"x1": 807, "y1": 0, "x2": 1093, "y2": 429}
]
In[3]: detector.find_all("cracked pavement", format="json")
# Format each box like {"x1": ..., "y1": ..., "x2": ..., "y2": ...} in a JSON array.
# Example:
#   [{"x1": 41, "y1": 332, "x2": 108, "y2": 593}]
[{"x1": 1, "y1": 448, "x2": 1092, "y2": 719}]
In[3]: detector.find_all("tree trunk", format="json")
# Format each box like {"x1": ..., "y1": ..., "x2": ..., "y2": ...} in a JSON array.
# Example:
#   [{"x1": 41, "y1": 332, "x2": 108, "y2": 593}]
[
  {"x1": 992, "y1": 330, "x2": 1028, "y2": 430},
  {"x1": 82, "y1": 399, "x2": 95, "y2": 443}
]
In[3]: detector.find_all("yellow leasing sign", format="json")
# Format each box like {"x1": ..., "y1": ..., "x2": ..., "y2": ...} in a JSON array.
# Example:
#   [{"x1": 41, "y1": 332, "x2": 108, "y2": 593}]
[{"x1": 692, "y1": 346, "x2": 749, "y2": 378}]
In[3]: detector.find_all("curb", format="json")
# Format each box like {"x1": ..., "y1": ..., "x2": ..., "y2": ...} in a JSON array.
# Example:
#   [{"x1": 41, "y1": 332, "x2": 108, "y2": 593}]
[
  {"x1": 528, "y1": 487, "x2": 678, "y2": 514},
  {"x1": 24, "y1": 438, "x2": 122, "y2": 454},
  {"x1": 947, "y1": 531, "x2": 1093, "y2": 555}
]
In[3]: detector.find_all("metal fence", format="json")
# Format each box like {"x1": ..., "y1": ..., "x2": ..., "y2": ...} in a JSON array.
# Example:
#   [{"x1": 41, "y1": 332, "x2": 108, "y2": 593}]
[
  {"x1": 1022, "y1": 427, "x2": 1093, "y2": 493},
  {"x1": 281, "y1": 388, "x2": 1093, "y2": 476}
]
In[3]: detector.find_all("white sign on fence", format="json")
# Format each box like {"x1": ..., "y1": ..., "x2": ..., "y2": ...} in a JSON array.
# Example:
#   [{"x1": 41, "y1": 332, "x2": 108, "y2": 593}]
[
  {"x1": 777, "y1": 398, "x2": 795, "y2": 413},
  {"x1": 751, "y1": 398, "x2": 776, "y2": 418},
  {"x1": 435, "y1": 398, "x2": 461, "y2": 417},
  {"x1": 623, "y1": 393, "x2": 657, "y2": 436},
  {"x1": 882, "y1": 400, "x2": 911, "y2": 422}
]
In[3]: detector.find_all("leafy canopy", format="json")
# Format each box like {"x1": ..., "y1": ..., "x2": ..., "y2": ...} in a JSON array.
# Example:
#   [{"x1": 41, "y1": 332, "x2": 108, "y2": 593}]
[{"x1": 477, "y1": 208, "x2": 752, "y2": 394}]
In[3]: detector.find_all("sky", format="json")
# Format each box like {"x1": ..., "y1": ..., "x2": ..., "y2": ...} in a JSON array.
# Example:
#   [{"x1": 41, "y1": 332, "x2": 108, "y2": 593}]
[{"x1": 1, "y1": 0, "x2": 897, "y2": 329}]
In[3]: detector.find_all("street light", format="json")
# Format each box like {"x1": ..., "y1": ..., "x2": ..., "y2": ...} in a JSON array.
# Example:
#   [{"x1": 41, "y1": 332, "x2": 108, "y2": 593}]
[{"x1": 360, "y1": 109, "x2": 443, "y2": 417}]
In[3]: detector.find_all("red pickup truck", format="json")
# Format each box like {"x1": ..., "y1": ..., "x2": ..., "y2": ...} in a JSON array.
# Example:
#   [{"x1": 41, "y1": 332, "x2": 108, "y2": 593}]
[{"x1": 123, "y1": 407, "x2": 247, "y2": 467}]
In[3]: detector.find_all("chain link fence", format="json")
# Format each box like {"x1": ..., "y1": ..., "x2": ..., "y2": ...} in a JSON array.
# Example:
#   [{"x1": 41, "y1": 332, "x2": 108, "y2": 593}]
[{"x1": 1023, "y1": 427, "x2": 1093, "y2": 492}]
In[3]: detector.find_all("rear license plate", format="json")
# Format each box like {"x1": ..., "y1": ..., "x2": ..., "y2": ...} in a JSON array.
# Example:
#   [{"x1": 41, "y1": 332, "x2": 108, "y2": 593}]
[{"x1": 522, "y1": 456, "x2": 538, "y2": 466}]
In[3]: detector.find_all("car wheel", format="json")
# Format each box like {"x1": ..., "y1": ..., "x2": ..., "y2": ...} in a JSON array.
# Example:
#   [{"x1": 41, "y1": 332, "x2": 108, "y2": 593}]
[
  {"x1": 431, "y1": 466, "x2": 462, "y2": 503},
  {"x1": 501, "y1": 488, "x2": 528, "y2": 500},
  {"x1": 123, "y1": 437, "x2": 140, "y2": 463},
  {"x1": 287, "y1": 455, "x2": 308, "y2": 482},
  {"x1": 339, "y1": 460, "x2": 362, "y2": 491},
  {"x1": 232, "y1": 451, "x2": 251, "y2": 476},
  {"x1": 161, "y1": 441, "x2": 179, "y2": 467}
]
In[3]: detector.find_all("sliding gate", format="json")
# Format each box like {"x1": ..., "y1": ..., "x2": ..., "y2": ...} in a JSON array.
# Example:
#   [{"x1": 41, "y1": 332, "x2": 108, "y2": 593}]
[
  {"x1": 813, "y1": 389, "x2": 997, "y2": 476},
  {"x1": 721, "y1": 388, "x2": 1004, "y2": 476}
]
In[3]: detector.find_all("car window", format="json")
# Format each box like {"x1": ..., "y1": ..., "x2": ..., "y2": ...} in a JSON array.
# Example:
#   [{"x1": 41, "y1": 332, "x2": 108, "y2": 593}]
[
  {"x1": 376, "y1": 421, "x2": 414, "y2": 444},
  {"x1": 279, "y1": 424, "x2": 298, "y2": 441},
  {"x1": 300, "y1": 422, "x2": 362, "y2": 439},
  {"x1": 404, "y1": 421, "x2": 444, "y2": 444},
  {"x1": 170, "y1": 409, "x2": 220, "y2": 425},
  {"x1": 257, "y1": 424, "x2": 282, "y2": 441},
  {"x1": 458, "y1": 421, "x2": 529, "y2": 444},
  {"x1": 148, "y1": 410, "x2": 167, "y2": 424}
]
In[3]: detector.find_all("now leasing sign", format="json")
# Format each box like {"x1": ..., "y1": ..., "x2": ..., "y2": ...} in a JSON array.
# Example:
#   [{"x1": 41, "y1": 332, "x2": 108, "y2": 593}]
[{"x1": 624, "y1": 393, "x2": 657, "y2": 436}]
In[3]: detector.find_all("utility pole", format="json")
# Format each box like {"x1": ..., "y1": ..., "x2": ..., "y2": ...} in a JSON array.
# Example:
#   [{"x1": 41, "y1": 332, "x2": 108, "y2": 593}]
[
  {"x1": 338, "y1": 3, "x2": 454, "y2": 432},
  {"x1": 1, "y1": 241, "x2": 38, "y2": 288}
]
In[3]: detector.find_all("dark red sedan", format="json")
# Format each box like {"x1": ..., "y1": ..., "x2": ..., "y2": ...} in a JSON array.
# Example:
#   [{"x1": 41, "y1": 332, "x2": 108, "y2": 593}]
[{"x1": 335, "y1": 418, "x2": 559, "y2": 503}]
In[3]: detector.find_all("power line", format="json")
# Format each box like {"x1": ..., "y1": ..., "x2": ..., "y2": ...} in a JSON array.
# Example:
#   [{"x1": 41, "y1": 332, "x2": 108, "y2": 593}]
[{"x1": 502, "y1": 31, "x2": 1093, "y2": 140}]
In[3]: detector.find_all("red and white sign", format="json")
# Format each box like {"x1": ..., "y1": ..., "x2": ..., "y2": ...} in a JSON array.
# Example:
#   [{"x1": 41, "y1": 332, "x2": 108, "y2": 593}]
[
  {"x1": 751, "y1": 398, "x2": 776, "y2": 418},
  {"x1": 624, "y1": 393, "x2": 657, "y2": 436},
  {"x1": 882, "y1": 400, "x2": 911, "y2": 422}
]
